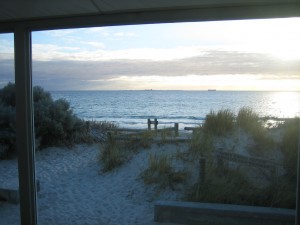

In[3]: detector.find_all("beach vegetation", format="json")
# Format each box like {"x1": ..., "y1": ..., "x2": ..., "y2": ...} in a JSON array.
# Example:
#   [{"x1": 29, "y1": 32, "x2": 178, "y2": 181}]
[
  {"x1": 237, "y1": 107, "x2": 261, "y2": 132},
  {"x1": 188, "y1": 166, "x2": 258, "y2": 205},
  {"x1": 0, "y1": 83, "x2": 93, "y2": 157},
  {"x1": 260, "y1": 174, "x2": 296, "y2": 208},
  {"x1": 190, "y1": 128, "x2": 213, "y2": 158},
  {"x1": 187, "y1": 164, "x2": 295, "y2": 208},
  {"x1": 0, "y1": 101, "x2": 16, "y2": 158},
  {"x1": 100, "y1": 132, "x2": 125, "y2": 172},
  {"x1": 237, "y1": 107, "x2": 274, "y2": 156},
  {"x1": 137, "y1": 130, "x2": 156, "y2": 149},
  {"x1": 121, "y1": 130, "x2": 156, "y2": 151},
  {"x1": 88, "y1": 120, "x2": 119, "y2": 131},
  {"x1": 140, "y1": 153, "x2": 188, "y2": 189},
  {"x1": 157, "y1": 127, "x2": 177, "y2": 145},
  {"x1": 203, "y1": 109, "x2": 235, "y2": 136},
  {"x1": 280, "y1": 117, "x2": 300, "y2": 181}
]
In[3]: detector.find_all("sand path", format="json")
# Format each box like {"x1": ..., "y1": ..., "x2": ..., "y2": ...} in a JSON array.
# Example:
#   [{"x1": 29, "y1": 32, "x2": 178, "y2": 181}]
[{"x1": 0, "y1": 143, "x2": 186, "y2": 225}]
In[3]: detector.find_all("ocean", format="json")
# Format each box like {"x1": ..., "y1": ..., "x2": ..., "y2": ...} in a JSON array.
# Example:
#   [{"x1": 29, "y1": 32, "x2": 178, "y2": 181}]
[{"x1": 51, "y1": 90, "x2": 300, "y2": 130}]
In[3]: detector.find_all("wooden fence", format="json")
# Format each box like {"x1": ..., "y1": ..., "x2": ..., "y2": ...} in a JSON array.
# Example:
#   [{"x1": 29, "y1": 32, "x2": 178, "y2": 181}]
[{"x1": 214, "y1": 150, "x2": 275, "y2": 169}]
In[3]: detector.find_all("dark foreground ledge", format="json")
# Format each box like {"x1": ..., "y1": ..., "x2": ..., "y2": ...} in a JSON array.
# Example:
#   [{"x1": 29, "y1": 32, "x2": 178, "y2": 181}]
[{"x1": 154, "y1": 201, "x2": 295, "y2": 225}]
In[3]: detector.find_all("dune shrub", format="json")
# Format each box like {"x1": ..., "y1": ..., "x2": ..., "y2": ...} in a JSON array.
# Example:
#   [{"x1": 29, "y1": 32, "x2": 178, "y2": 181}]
[
  {"x1": 0, "y1": 101, "x2": 16, "y2": 158},
  {"x1": 33, "y1": 86, "x2": 88, "y2": 148},
  {"x1": 0, "y1": 82, "x2": 16, "y2": 107},
  {"x1": 204, "y1": 109, "x2": 235, "y2": 136},
  {"x1": 0, "y1": 83, "x2": 89, "y2": 156},
  {"x1": 141, "y1": 153, "x2": 187, "y2": 189},
  {"x1": 35, "y1": 97, "x2": 85, "y2": 147},
  {"x1": 0, "y1": 83, "x2": 17, "y2": 157}
]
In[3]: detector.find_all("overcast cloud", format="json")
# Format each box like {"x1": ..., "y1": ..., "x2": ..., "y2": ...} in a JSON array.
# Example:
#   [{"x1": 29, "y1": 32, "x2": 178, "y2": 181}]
[
  {"x1": 1, "y1": 49, "x2": 299, "y2": 90},
  {"x1": 1, "y1": 18, "x2": 300, "y2": 90}
]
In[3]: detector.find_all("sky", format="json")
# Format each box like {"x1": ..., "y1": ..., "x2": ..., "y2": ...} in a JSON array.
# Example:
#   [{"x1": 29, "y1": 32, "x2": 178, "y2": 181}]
[{"x1": 0, "y1": 17, "x2": 300, "y2": 91}]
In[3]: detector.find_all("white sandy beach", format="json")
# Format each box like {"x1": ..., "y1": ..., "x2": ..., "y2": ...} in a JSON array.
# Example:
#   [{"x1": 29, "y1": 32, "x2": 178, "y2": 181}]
[
  {"x1": 0, "y1": 127, "x2": 286, "y2": 225},
  {"x1": 0, "y1": 142, "x2": 190, "y2": 225}
]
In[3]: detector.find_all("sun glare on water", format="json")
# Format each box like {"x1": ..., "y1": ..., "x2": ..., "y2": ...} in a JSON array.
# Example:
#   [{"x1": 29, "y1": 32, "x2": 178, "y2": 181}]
[{"x1": 271, "y1": 92, "x2": 300, "y2": 118}]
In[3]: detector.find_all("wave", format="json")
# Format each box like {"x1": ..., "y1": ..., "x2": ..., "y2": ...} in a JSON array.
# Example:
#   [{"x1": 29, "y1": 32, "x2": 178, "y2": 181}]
[{"x1": 83, "y1": 115, "x2": 206, "y2": 121}]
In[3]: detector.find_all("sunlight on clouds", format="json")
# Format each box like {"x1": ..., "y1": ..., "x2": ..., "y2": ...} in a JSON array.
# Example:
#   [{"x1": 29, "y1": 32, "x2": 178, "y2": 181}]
[
  {"x1": 85, "y1": 42, "x2": 106, "y2": 48},
  {"x1": 27, "y1": 18, "x2": 300, "y2": 90},
  {"x1": 32, "y1": 44, "x2": 82, "y2": 60},
  {"x1": 108, "y1": 74, "x2": 300, "y2": 91},
  {"x1": 33, "y1": 18, "x2": 300, "y2": 62},
  {"x1": 32, "y1": 44, "x2": 205, "y2": 61},
  {"x1": 179, "y1": 18, "x2": 300, "y2": 60}
]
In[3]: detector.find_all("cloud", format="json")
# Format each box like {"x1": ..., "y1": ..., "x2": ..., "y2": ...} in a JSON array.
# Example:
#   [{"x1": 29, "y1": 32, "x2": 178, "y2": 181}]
[
  {"x1": 29, "y1": 50, "x2": 300, "y2": 90},
  {"x1": 85, "y1": 41, "x2": 106, "y2": 49},
  {"x1": 1, "y1": 48, "x2": 299, "y2": 90},
  {"x1": 45, "y1": 29, "x2": 78, "y2": 37},
  {"x1": 31, "y1": 43, "x2": 207, "y2": 61}
]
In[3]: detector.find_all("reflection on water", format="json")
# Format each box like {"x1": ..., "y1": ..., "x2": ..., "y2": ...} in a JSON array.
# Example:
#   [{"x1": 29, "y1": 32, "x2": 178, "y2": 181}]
[
  {"x1": 271, "y1": 92, "x2": 300, "y2": 118},
  {"x1": 51, "y1": 90, "x2": 300, "y2": 129}
]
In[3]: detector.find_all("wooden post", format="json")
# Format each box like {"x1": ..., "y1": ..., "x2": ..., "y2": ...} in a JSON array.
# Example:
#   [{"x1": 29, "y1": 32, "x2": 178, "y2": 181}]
[
  {"x1": 199, "y1": 157, "x2": 206, "y2": 183},
  {"x1": 148, "y1": 118, "x2": 151, "y2": 130},
  {"x1": 154, "y1": 118, "x2": 158, "y2": 130},
  {"x1": 174, "y1": 123, "x2": 179, "y2": 136}
]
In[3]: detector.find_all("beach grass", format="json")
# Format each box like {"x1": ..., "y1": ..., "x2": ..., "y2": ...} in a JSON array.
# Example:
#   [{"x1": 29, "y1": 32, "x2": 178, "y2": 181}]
[
  {"x1": 203, "y1": 109, "x2": 235, "y2": 136},
  {"x1": 235, "y1": 107, "x2": 274, "y2": 156},
  {"x1": 187, "y1": 166, "x2": 258, "y2": 205},
  {"x1": 157, "y1": 127, "x2": 177, "y2": 145},
  {"x1": 122, "y1": 130, "x2": 156, "y2": 150},
  {"x1": 99, "y1": 132, "x2": 124, "y2": 172},
  {"x1": 96, "y1": 108, "x2": 298, "y2": 208},
  {"x1": 281, "y1": 117, "x2": 300, "y2": 181},
  {"x1": 190, "y1": 128, "x2": 214, "y2": 158},
  {"x1": 140, "y1": 153, "x2": 187, "y2": 189}
]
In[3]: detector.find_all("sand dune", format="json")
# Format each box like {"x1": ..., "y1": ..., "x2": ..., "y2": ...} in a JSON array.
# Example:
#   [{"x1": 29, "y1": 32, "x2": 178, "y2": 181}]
[{"x1": 0, "y1": 143, "x2": 188, "y2": 225}]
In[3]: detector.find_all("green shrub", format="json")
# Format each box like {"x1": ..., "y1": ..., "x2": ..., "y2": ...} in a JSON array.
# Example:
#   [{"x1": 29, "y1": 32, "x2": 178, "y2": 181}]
[
  {"x1": 33, "y1": 88, "x2": 87, "y2": 148},
  {"x1": 0, "y1": 101, "x2": 16, "y2": 158},
  {"x1": 0, "y1": 83, "x2": 90, "y2": 155},
  {"x1": 0, "y1": 82, "x2": 16, "y2": 107},
  {"x1": 140, "y1": 153, "x2": 187, "y2": 189},
  {"x1": 204, "y1": 109, "x2": 235, "y2": 136}
]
